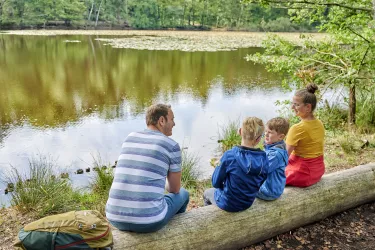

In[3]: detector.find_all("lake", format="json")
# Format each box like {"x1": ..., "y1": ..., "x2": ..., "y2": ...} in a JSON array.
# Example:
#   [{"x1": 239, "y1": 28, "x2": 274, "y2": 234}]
[{"x1": 0, "y1": 33, "x2": 292, "y2": 206}]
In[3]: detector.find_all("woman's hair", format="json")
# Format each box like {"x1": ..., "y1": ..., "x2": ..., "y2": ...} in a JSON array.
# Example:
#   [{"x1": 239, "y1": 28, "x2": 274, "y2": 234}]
[
  {"x1": 146, "y1": 104, "x2": 171, "y2": 126},
  {"x1": 295, "y1": 83, "x2": 319, "y2": 111},
  {"x1": 242, "y1": 117, "x2": 264, "y2": 141}
]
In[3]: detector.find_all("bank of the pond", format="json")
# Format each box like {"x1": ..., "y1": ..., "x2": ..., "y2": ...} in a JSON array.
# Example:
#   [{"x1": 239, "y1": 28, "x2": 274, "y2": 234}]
[{"x1": 1, "y1": 30, "x2": 327, "y2": 51}]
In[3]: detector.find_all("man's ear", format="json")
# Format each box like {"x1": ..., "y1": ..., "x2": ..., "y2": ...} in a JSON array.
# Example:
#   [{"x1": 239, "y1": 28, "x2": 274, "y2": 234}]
[
  {"x1": 238, "y1": 127, "x2": 242, "y2": 136},
  {"x1": 158, "y1": 116, "x2": 165, "y2": 126}
]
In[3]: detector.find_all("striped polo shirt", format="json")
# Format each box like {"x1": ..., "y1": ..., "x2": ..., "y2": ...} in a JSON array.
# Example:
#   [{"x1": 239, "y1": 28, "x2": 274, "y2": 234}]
[{"x1": 105, "y1": 129, "x2": 182, "y2": 224}]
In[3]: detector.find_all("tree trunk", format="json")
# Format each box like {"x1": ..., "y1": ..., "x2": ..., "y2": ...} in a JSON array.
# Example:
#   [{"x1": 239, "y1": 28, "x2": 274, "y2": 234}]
[
  {"x1": 349, "y1": 81, "x2": 356, "y2": 125},
  {"x1": 181, "y1": 1, "x2": 186, "y2": 26},
  {"x1": 192, "y1": 0, "x2": 195, "y2": 26},
  {"x1": 373, "y1": 0, "x2": 375, "y2": 20},
  {"x1": 112, "y1": 163, "x2": 375, "y2": 250},
  {"x1": 95, "y1": 0, "x2": 104, "y2": 27},
  {"x1": 88, "y1": 1, "x2": 94, "y2": 23}
]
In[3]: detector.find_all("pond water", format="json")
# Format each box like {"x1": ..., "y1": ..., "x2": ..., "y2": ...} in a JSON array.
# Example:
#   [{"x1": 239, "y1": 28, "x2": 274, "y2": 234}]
[{"x1": 0, "y1": 34, "x2": 292, "y2": 206}]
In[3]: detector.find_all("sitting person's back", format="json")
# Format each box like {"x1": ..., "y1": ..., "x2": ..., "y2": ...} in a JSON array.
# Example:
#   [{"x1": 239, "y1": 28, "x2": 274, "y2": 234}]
[
  {"x1": 257, "y1": 117, "x2": 289, "y2": 201},
  {"x1": 106, "y1": 104, "x2": 189, "y2": 233},
  {"x1": 286, "y1": 84, "x2": 325, "y2": 187},
  {"x1": 203, "y1": 117, "x2": 269, "y2": 212}
]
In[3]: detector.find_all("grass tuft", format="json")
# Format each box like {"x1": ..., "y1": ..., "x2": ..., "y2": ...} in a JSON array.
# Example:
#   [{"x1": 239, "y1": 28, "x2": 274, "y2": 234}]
[
  {"x1": 217, "y1": 119, "x2": 241, "y2": 153},
  {"x1": 181, "y1": 150, "x2": 200, "y2": 189},
  {"x1": 5, "y1": 155, "x2": 80, "y2": 217}
]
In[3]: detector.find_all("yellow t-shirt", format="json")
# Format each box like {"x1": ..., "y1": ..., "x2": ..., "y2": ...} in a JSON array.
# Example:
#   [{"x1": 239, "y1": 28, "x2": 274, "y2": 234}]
[{"x1": 286, "y1": 119, "x2": 325, "y2": 158}]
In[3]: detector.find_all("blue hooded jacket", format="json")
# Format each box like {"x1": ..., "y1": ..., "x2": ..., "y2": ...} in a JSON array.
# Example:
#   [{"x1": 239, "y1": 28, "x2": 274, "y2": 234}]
[
  {"x1": 212, "y1": 146, "x2": 269, "y2": 212},
  {"x1": 257, "y1": 141, "x2": 288, "y2": 200}
]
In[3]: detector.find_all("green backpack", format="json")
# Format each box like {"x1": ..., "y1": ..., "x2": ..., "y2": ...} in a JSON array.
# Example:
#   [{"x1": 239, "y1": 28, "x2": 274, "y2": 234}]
[{"x1": 14, "y1": 210, "x2": 113, "y2": 250}]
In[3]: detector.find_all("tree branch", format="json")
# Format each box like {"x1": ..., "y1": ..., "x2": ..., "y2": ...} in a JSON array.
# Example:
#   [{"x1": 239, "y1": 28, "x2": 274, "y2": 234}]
[
  {"x1": 312, "y1": 48, "x2": 348, "y2": 68},
  {"x1": 345, "y1": 26, "x2": 371, "y2": 43},
  {"x1": 262, "y1": 0, "x2": 372, "y2": 13},
  {"x1": 308, "y1": 58, "x2": 345, "y2": 70}
]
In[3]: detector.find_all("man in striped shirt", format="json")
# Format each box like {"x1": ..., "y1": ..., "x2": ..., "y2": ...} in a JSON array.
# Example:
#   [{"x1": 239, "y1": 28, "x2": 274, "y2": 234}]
[{"x1": 106, "y1": 104, "x2": 189, "y2": 233}]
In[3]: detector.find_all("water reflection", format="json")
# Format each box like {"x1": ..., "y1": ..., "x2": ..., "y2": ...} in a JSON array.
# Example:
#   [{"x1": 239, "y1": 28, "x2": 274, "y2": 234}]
[{"x1": 0, "y1": 35, "x2": 290, "y2": 205}]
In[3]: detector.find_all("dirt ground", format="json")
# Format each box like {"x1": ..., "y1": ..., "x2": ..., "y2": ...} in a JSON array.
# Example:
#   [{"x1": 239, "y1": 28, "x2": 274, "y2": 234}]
[
  {"x1": 1, "y1": 201, "x2": 374, "y2": 249},
  {"x1": 244, "y1": 202, "x2": 375, "y2": 250}
]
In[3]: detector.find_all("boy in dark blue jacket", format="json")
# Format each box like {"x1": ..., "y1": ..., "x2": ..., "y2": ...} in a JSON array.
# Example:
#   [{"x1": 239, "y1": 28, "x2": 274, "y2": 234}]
[
  {"x1": 203, "y1": 117, "x2": 269, "y2": 212},
  {"x1": 257, "y1": 117, "x2": 289, "y2": 201}
]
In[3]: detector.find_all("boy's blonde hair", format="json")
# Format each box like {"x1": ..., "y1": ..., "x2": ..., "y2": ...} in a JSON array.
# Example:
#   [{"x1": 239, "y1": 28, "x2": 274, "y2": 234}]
[
  {"x1": 266, "y1": 117, "x2": 289, "y2": 135},
  {"x1": 241, "y1": 117, "x2": 264, "y2": 141}
]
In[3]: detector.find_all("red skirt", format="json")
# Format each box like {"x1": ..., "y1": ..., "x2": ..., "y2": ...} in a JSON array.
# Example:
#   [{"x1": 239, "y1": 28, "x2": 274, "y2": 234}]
[{"x1": 286, "y1": 154, "x2": 325, "y2": 187}]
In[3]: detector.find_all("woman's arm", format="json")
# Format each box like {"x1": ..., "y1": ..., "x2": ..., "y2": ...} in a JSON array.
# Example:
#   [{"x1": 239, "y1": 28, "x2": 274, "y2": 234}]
[{"x1": 286, "y1": 144, "x2": 295, "y2": 156}]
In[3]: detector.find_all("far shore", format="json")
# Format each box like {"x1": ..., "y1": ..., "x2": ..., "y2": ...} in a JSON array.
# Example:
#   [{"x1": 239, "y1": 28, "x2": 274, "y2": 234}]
[
  {"x1": 0, "y1": 30, "x2": 328, "y2": 51},
  {"x1": 1, "y1": 30, "x2": 325, "y2": 37}
]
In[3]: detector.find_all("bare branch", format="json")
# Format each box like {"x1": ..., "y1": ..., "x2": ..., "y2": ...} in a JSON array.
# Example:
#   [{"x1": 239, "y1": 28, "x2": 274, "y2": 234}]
[
  {"x1": 308, "y1": 58, "x2": 345, "y2": 70},
  {"x1": 312, "y1": 48, "x2": 348, "y2": 68}
]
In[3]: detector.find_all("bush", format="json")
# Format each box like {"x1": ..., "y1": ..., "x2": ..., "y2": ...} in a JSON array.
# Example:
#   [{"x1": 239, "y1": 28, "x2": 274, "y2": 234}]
[
  {"x1": 315, "y1": 103, "x2": 348, "y2": 131},
  {"x1": 261, "y1": 17, "x2": 297, "y2": 32},
  {"x1": 356, "y1": 87, "x2": 375, "y2": 132}
]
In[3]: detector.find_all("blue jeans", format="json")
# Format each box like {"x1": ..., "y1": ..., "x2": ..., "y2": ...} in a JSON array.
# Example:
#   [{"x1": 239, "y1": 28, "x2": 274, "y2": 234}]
[
  {"x1": 256, "y1": 191, "x2": 277, "y2": 201},
  {"x1": 109, "y1": 188, "x2": 189, "y2": 233},
  {"x1": 203, "y1": 188, "x2": 217, "y2": 206}
]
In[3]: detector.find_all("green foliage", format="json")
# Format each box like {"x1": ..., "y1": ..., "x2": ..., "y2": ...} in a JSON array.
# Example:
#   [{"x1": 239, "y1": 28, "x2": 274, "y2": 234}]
[
  {"x1": 217, "y1": 119, "x2": 241, "y2": 153},
  {"x1": 181, "y1": 150, "x2": 200, "y2": 189},
  {"x1": 5, "y1": 155, "x2": 80, "y2": 217},
  {"x1": 90, "y1": 168, "x2": 114, "y2": 196},
  {"x1": 337, "y1": 133, "x2": 362, "y2": 154},
  {"x1": 315, "y1": 104, "x2": 348, "y2": 131},
  {"x1": 0, "y1": 0, "x2": 314, "y2": 30},
  {"x1": 246, "y1": 0, "x2": 375, "y2": 127},
  {"x1": 356, "y1": 83, "x2": 375, "y2": 132}
]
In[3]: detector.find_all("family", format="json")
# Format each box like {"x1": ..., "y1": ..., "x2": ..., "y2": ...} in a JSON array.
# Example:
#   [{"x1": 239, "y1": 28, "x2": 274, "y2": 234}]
[{"x1": 105, "y1": 83, "x2": 325, "y2": 233}]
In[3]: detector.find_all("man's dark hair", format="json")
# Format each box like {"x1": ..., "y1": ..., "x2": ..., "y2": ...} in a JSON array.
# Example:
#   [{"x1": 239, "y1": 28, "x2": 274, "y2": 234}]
[{"x1": 146, "y1": 104, "x2": 171, "y2": 126}]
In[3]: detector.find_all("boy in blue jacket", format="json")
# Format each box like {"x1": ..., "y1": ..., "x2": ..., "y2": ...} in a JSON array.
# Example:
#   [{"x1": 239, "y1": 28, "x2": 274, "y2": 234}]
[
  {"x1": 257, "y1": 117, "x2": 289, "y2": 200},
  {"x1": 203, "y1": 117, "x2": 269, "y2": 212}
]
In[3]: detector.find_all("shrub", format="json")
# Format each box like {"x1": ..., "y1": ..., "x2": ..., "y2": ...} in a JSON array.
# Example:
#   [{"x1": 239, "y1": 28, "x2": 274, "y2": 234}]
[{"x1": 315, "y1": 104, "x2": 348, "y2": 131}]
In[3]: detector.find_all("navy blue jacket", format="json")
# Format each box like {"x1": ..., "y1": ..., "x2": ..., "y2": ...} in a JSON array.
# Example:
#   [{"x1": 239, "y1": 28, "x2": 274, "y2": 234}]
[
  {"x1": 257, "y1": 141, "x2": 288, "y2": 200},
  {"x1": 213, "y1": 146, "x2": 269, "y2": 212}
]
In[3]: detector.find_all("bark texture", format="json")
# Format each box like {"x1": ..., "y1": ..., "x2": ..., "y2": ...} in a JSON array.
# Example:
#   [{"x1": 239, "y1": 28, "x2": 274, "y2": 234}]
[{"x1": 112, "y1": 163, "x2": 375, "y2": 250}]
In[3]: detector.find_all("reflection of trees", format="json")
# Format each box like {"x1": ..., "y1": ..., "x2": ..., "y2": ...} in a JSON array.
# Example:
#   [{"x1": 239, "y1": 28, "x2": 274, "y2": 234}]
[{"x1": 0, "y1": 35, "x2": 280, "y2": 128}]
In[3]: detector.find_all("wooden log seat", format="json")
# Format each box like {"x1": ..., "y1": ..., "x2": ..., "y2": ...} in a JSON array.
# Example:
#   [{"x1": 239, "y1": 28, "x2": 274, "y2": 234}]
[{"x1": 112, "y1": 163, "x2": 375, "y2": 250}]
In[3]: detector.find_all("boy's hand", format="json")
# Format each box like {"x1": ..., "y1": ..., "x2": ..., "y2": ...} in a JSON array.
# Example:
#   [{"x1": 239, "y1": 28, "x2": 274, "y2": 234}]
[{"x1": 210, "y1": 158, "x2": 220, "y2": 168}]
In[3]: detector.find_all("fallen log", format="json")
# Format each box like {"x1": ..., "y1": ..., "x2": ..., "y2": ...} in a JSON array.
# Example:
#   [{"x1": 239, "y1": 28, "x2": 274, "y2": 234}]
[{"x1": 112, "y1": 163, "x2": 375, "y2": 250}]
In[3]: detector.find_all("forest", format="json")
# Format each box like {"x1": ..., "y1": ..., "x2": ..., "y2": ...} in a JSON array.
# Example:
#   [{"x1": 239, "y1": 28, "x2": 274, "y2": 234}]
[{"x1": 0, "y1": 0, "x2": 314, "y2": 31}]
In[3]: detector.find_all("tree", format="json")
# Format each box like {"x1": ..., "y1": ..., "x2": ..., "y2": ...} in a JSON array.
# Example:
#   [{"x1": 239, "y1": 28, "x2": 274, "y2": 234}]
[{"x1": 245, "y1": 0, "x2": 375, "y2": 126}]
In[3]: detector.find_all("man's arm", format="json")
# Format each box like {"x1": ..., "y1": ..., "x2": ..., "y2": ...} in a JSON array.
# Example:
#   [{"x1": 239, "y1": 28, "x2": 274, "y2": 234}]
[{"x1": 166, "y1": 171, "x2": 181, "y2": 194}]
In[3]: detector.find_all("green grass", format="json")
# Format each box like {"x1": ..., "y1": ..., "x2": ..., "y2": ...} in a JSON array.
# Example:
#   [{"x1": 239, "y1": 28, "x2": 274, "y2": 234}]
[
  {"x1": 3, "y1": 150, "x2": 224, "y2": 216},
  {"x1": 5, "y1": 155, "x2": 81, "y2": 217},
  {"x1": 181, "y1": 150, "x2": 200, "y2": 189},
  {"x1": 217, "y1": 119, "x2": 241, "y2": 153}
]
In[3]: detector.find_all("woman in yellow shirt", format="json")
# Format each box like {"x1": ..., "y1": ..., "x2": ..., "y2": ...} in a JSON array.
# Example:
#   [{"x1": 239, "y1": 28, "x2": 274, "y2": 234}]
[{"x1": 285, "y1": 83, "x2": 325, "y2": 187}]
